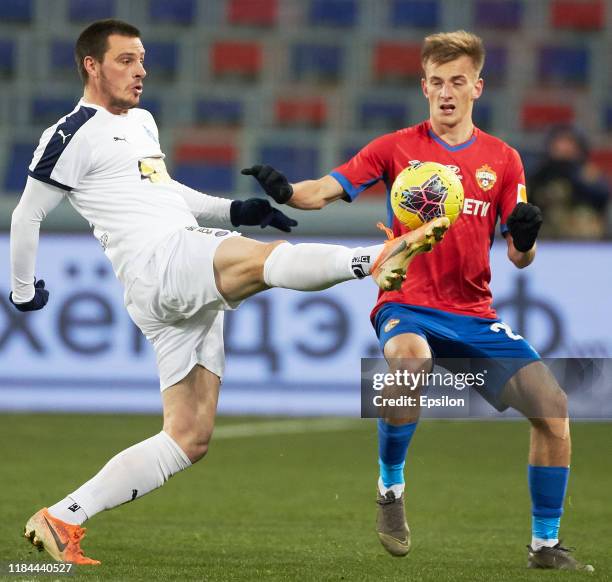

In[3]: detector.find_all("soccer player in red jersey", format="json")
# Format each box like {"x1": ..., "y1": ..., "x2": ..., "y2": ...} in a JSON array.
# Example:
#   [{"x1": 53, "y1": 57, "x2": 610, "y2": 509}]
[{"x1": 244, "y1": 31, "x2": 593, "y2": 571}]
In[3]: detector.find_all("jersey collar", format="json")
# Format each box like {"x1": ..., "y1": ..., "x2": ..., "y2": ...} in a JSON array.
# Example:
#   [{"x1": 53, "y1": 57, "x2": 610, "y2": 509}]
[{"x1": 426, "y1": 121, "x2": 478, "y2": 152}]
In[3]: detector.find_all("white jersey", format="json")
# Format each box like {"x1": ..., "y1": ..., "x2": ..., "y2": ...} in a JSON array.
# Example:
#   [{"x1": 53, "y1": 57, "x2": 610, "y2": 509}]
[{"x1": 11, "y1": 99, "x2": 232, "y2": 301}]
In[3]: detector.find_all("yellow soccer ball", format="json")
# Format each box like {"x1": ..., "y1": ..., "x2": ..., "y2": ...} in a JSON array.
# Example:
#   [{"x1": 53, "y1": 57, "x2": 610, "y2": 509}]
[{"x1": 390, "y1": 162, "x2": 464, "y2": 230}]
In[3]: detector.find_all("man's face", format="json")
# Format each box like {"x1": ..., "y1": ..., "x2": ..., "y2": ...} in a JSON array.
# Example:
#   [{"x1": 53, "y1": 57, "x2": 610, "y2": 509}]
[
  {"x1": 421, "y1": 55, "x2": 483, "y2": 129},
  {"x1": 88, "y1": 34, "x2": 146, "y2": 113}
]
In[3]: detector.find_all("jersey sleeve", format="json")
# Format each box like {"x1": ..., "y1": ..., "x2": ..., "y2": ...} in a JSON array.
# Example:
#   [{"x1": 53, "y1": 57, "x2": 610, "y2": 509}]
[
  {"x1": 330, "y1": 133, "x2": 395, "y2": 201},
  {"x1": 11, "y1": 177, "x2": 65, "y2": 302},
  {"x1": 28, "y1": 106, "x2": 97, "y2": 191},
  {"x1": 498, "y1": 147, "x2": 527, "y2": 235}
]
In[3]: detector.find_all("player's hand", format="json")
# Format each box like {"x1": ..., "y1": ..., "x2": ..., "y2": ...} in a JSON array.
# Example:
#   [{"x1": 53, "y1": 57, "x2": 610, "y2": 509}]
[
  {"x1": 506, "y1": 202, "x2": 543, "y2": 252},
  {"x1": 230, "y1": 198, "x2": 298, "y2": 233},
  {"x1": 9, "y1": 279, "x2": 49, "y2": 312},
  {"x1": 241, "y1": 165, "x2": 294, "y2": 204}
]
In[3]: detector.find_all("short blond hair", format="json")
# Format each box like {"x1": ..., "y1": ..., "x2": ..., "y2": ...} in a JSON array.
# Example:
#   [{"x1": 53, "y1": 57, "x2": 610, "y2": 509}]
[{"x1": 421, "y1": 30, "x2": 485, "y2": 76}]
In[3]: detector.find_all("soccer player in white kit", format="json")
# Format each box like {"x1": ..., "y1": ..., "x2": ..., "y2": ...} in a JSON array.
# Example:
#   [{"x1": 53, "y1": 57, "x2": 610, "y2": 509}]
[{"x1": 10, "y1": 20, "x2": 449, "y2": 564}]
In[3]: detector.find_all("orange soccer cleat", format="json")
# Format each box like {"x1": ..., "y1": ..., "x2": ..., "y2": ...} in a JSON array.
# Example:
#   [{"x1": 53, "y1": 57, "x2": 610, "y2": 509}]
[
  {"x1": 371, "y1": 217, "x2": 450, "y2": 291},
  {"x1": 24, "y1": 508, "x2": 100, "y2": 565}
]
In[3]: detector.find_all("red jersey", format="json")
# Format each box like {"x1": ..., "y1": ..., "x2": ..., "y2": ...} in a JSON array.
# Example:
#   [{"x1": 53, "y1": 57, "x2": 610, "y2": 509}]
[{"x1": 331, "y1": 121, "x2": 526, "y2": 320}]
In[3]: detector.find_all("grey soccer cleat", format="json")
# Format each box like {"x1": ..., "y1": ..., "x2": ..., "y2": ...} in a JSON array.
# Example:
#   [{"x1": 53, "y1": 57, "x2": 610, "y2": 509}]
[
  {"x1": 527, "y1": 543, "x2": 594, "y2": 572},
  {"x1": 376, "y1": 488, "x2": 411, "y2": 557}
]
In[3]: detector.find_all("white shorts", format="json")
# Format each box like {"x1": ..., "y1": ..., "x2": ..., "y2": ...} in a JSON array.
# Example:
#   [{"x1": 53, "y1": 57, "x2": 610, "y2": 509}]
[{"x1": 125, "y1": 226, "x2": 241, "y2": 390}]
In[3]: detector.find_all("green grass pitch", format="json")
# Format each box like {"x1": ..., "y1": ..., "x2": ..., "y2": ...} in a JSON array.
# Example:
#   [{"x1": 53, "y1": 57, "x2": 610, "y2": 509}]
[{"x1": 0, "y1": 415, "x2": 610, "y2": 581}]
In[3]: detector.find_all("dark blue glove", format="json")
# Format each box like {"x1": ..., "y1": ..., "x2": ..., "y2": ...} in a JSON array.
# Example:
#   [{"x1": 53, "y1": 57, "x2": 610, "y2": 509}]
[
  {"x1": 506, "y1": 202, "x2": 543, "y2": 252},
  {"x1": 9, "y1": 279, "x2": 49, "y2": 312},
  {"x1": 230, "y1": 198, "x2": 298, "y2": 233},
  {"x1": 241, "y1": 165, "x2": 294, "y2": 204}
]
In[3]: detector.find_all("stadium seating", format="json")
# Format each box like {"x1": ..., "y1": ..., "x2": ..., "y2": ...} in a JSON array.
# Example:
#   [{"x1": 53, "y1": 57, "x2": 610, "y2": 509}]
[
  {"x1": 143, "y1": 41, "x2": 179, "y2": 80},
  {"x1": 473, "y1": 0, "x2": 523, "y2": 29},
  {"x1": 308, "y1": 0, "x2": 358, "y2": 27},
  {"x1": 195, "y1": 98, "x2": 244, "y2": 126},
  {"x1": 390, "y1": 0, "x2": 439, "y2": 28},
  {"x1": 211, "y1": 41, "x2": 262, "y2": 80},
  {"x1": 291, "y1": 43, "x2": 343, "y2": 83},
  {"x1": 275, "y1": 97, "x2": 327, "y2": 128},
  {"x1": 373, "y1": 42, "x2": 422, "y2": 82},
  {"x1": 258, "y1": 144, "x2": 319, "y2": 181},
  {"x1": 0, "y1": 0, "x2": 33, "y2": 22},
  {"x1": 227, "y1": 0, "x2": 278, "y2": 26},
  {"x1": 605, "y1": 106, "x2": 612, "y2": 132},
  {"x1": 591, "y1": 149, "x2": 612, "y2": 183},
  {"x1": 551, "y1": 0, "x2": 605, "y2": 30},
  {"x1": 521, "y1": 102, "x2": 575, "y2": 130},
  {"x1": 4, "y1": 143, "x2": 36, "y2": 192},
  {"x1": 31, "y1": 97, "x2": 79, "y2": 125},
  {"x1": 0, "y1": 40, "x2": 15, "y2": 78},
  {"x1": 359, "y1": 100, "x2": 408, "y2": 131},
  {"x1": 481, "y1": 45, "x2": 508, "y2": 85},
  {"x1": 173, "y1": 142, "x2": 237, "y2": 193},
  {"x1": 50, "y1": 40, "x2": 78, "y2": 78},
  {"x1": 149, "y1": 0, "x2": 196, "y2": 25},
  {"x1": 539, "y1": 46, "x2": 589, "y2": 85},
  {"x1": 68, "y1": 0, "x2": 115, "y2": 22},
  {"x1": 0, "y1": 0, "x2": 610, "y2": 204}
]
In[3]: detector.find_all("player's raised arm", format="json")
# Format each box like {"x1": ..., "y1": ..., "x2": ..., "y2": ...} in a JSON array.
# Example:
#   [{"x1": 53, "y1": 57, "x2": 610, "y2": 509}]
[
  {"x1": 171, "y1": 179, "x2": 298, "y2": 233},
  {"x1": 242, "y1": 165, "x2": 345, "y2": 210},
  {"x1": 9, "y1": 177, "x2": 64, "y2": 310}
]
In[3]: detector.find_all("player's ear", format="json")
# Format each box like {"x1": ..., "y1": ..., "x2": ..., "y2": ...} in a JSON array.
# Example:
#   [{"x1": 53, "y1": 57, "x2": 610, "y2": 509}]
[
  {"x1": 472, "y1": 77, "x2": 484, "y2": 100},
  {"x1": 421, "y1": 77, "x2": 428, "y2": 99},
  {"x1": 83, "y1": 56, "x2": 99, "y2": 80}
]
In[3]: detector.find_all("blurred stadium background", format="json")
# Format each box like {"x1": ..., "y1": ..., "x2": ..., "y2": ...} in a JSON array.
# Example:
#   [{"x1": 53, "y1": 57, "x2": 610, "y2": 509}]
[
  {"x1": 0, "y1": 0, "x2": 611, "y2": 413},
  {"x1": 0, "y1": 1, "x2": 611, "y2": 578}
]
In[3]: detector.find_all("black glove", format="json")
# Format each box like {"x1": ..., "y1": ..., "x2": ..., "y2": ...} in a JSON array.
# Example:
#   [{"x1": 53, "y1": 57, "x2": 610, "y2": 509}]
[
  {"x1": 506, "y1": 202, "x2": 543, "y2": 252},
  {"x1": 9, "y1": 279, "x2": 49, "y2": 312},
  {"x1": 241, "y1": 165, "x2": 294, "y2": 204},
  {"x1": 230, "y1": 198, "x2": 298, "y2": 233}
]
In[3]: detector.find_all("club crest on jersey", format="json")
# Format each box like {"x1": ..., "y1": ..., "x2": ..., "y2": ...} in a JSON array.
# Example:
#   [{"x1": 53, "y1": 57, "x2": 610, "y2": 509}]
[
  {"x1": 384, "y1": 319, "x2": 400, "y2": 333},
  {"x1": 138, "y1": 157, "x2": 171, "y2": 184},
  {"x1": 475, "y1": 164, "x2": 497, "y2": 191}
]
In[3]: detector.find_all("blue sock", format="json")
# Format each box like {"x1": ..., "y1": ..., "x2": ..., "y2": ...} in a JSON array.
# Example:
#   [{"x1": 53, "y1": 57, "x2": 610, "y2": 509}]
[
  {"x1": 377, "y1": 419, "x2": 418, "y2": 487},
  {"x1": 528, "y1": 465, "x2": 569, "y2": 542}
]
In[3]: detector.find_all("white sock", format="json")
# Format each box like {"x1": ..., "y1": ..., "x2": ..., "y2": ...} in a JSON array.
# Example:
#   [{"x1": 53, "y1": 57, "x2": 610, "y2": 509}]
[
  {"x1": 531, "y1": 537, "x2": 559, "y2": 550},
  {"x1": 47, "y1": 496, "x2": 88, "y2": 525},
  {"x1": 263, "y1": 242, "x2": 383, "y2": 290},
  {"x1": 48, "y1": 431, "x2": 191, "y2": 525}
]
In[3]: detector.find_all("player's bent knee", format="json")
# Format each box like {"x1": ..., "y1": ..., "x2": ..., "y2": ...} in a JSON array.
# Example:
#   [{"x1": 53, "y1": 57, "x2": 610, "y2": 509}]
[
  {"x1": 529, "y1": 415, "x2": 570, "y2": 442},
  {"x1": 164, "y1": 423, "x2": 213, "y2": 463}
]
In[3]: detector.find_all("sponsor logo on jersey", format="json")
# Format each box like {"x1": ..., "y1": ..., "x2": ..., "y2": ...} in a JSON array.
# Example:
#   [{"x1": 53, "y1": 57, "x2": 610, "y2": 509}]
[
  {"x1": 384, "y1": 318, "x2": 400, "y2": 333},
  {"x1": 138, "y1": 157, "x2": 171, "y2": 184},
  {"x1": 475, "y1": 164, "x2": 497, "y2": 191},
  {"x1": 113, "y1": 135, "x2": 128, "y2": 142},
  {"x1": 462, "y1": 198, "x2": 491, "y2": 217},
  {"x1": 517, "y1": 183, "x2": 527, "y2": 203}
]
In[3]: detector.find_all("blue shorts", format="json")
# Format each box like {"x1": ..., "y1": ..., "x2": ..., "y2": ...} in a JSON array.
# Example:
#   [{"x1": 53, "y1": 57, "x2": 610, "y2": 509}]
[{"x1": 374, "y1": 303, "x2": 541, "y2": 411}]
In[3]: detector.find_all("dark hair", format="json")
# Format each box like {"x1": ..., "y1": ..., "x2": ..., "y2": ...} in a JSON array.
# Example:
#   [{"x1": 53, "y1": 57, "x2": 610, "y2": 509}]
[{"x1": 75, "y1": 19, "x2": 141, "y2": 84}]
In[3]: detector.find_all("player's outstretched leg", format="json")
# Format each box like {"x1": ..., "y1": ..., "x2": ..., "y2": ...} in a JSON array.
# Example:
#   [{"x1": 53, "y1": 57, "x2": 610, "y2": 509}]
[
  {"x1": 213, "y1": 216, "x2": 450, "y2": 302},
  {"x1": 24, "y1": 508, "x2": 100, "y2": 565}
]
